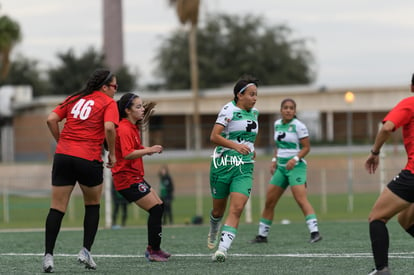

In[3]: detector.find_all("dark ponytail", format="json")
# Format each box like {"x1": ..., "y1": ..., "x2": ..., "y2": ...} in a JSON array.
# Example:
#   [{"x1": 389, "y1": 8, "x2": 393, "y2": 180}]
[{"x1": 60, "y1": 69, "x2": 114, "y2": 108}]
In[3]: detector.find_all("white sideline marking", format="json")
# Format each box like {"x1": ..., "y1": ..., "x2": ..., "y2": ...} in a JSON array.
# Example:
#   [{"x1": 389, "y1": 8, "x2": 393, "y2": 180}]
[{"x1": 1, "y1": 252, "x2": 414, "y2": 259}]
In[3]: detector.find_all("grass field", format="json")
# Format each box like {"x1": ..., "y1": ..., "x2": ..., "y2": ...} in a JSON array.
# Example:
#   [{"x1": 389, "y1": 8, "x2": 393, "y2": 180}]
[
  {"x1": 0, "y1": 172, "x2": 404, "y2": 274},
  {"x1": 0, "y1": 220, "x2": 412, "y2": 274},
  {"x1": 0, "y1": 193, "x2": 379, "y2": 229},
  {"x1": 0, "y1": 145, "x2": 407, "y2": 273}
]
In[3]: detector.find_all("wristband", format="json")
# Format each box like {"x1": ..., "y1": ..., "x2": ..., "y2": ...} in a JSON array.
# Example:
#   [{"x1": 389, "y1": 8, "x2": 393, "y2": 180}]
[
  {"x1": 370, "y1": 149, "x2": 380, "y2": 156},
  {"x1": 293, "y1": 156, "x2": 300, "y2": 162},
  {"x1": 271, "y1": 157, "x2": 277, "y2": 162}
]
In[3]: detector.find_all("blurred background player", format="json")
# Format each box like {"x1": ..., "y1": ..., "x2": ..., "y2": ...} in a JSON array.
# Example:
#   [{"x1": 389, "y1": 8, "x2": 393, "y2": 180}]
[
  {"x1": 111, "y1": 179, "x2": 129, "y2": 229},
  {"x1": 250, "y1": 98, "x2": 322, "y2": 244},
  {"x1": 158, "y1": 165, "x2": 174, "y2": 225}
]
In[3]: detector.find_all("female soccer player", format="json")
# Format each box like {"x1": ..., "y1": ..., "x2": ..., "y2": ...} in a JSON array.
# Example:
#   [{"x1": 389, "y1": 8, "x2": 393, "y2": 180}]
[
  {"x1": 250, "y1": 98, "x2": 322, "y2": 244},
  {"x1": 365, "y1": 74, "x2": 414, "y2": 275},
  {"x1": 207, "y1": 74, "x2": 259, "y2": 262},
  {"x1": 43, "y1": 69, "x2": 118, "y2": 272},
  {"x1": 111, "y1": 93, "x2": 170, "y2": 262}
]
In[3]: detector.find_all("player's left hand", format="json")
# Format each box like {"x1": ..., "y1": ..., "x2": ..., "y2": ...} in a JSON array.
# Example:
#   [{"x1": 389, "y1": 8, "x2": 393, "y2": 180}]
[{"x1": 365, "y1": 155, "x2": 379, "y2": 174}]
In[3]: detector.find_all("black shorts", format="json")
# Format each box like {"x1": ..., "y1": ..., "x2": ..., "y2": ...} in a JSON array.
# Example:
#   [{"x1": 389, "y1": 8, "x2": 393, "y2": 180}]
[
  {"x1": 118, "y1": 181, "x2": 152, "y2": 203},
  {"x1": 387, "y1": 169, "x2": 414, "y2": 203},
  {"x1": 52, "y1": 153, "x2": 103, "y2": 187}
]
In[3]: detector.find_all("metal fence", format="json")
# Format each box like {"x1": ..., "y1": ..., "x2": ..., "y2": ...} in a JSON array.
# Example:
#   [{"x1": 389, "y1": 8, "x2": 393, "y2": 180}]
[{"x1": 0, "y1": 146, "x2": 406, "y2": 225}]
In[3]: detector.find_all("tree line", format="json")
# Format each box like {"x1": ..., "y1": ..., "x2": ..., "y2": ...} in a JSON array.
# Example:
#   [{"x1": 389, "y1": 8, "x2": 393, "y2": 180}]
[{"x1": 0, "y1": 13, "x2": 316, "y2": 97}]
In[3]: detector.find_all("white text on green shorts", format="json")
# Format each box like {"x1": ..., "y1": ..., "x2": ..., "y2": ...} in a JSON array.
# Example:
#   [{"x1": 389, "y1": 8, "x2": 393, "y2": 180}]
[{"x1": 212, "y1": 148, "x2": 245, "y2": 168}]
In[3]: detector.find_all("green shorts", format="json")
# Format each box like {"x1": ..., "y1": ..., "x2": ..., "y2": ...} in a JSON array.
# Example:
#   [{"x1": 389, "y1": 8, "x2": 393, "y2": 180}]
[
  {"x1": 269, "y1": 160, "x2": 307, "y2": 189},
  {"x1": 209, "y1": 160, "x2": 254, "y2": 199}
]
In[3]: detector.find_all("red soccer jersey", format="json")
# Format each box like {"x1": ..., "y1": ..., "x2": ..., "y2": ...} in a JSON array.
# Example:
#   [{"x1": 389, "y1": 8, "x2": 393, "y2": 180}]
[
  {"x1": 53, "y1": 91, "x2": 119, "y2": 161},
  {"x1": 383, "y1": 96, "x2": 414, "y2": 173},
  {"x1": 112, "y1": 118, "x2": 145, "y2": 191}
]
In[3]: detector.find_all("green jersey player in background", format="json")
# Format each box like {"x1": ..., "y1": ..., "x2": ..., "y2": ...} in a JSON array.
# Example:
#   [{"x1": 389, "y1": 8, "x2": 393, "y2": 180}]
[
  {"x1": 208, "y1": 74, "x2": 259, "y2": 262},
  {"x1": 250, "y1": 98, "x2": 322, "y2": 244}
]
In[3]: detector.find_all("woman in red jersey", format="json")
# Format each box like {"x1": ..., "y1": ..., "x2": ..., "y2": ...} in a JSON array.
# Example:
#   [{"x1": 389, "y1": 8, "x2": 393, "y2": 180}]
[
  {"x1": 112, "y1": 92, "x2": 171, "y2": 262},
  {"x1": 365, "y1": 74, "x2": 414, "y2": 275},
  {"x1": 42, "y1": 69, "x2": 119, "y2": 273}
]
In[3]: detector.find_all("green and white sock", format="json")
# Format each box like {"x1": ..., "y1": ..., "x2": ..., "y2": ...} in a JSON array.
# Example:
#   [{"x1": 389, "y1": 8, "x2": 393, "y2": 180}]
[
  {"x1": 305, "y1": 214, "x2": 319, "y2": 233},
  {"x1": 258, "y1": 218, "x2": 272, "y2": 237},
  {"x1": 218, "y1": 225, "x2": 237, "y2": 252}
]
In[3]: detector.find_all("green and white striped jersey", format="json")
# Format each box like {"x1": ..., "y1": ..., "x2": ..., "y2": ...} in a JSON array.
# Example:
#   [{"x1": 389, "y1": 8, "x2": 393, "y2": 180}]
[
  {"x1": 274, "y1": 118, "x2": 308, "y2": 160},
  {"x1": 213, "y1": 101, "x2": 259, "y2": 163}
]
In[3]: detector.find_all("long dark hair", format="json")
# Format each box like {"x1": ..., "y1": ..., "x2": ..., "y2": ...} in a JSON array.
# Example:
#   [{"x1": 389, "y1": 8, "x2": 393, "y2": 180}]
[
  {"x1": 117, "y1": 92, "x2": 156, "y2": 130},
  {"x1": 233, "y1": 74, "x2": 259, "y2": 103},
  {"x1": 59, "y1": 69, "x2": 114, "y2": 108}
]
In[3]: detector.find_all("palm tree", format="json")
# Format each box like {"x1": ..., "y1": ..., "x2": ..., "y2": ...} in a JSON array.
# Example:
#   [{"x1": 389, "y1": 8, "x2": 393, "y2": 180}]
[
  {"x1": 0, "y1": 15, "x2": 21, "y2": 80},
  {"x1": 169, "y1": 0, "x2": 201, "y2": 151}
]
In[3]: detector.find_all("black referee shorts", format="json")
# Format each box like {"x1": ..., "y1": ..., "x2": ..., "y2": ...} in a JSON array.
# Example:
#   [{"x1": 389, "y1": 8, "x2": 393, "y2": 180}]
[
  {"x1": 387, "y1": 169, "x2": 414, "y2": 203},
  {"x1": 52, "y1": 153, "x2": 104, "y2": 187}
]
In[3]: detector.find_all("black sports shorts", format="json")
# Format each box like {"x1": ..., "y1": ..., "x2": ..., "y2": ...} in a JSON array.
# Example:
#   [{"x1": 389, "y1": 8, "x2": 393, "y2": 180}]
[
  {"x1": 52, "y1": 153, "x2": 103, "y2": 187},
  {"x1": 387, "y1": 169, "x2": 414, "y2": 203},
  {"x1": 118, "y1": 181, "x2": 152, "y2": 203}
]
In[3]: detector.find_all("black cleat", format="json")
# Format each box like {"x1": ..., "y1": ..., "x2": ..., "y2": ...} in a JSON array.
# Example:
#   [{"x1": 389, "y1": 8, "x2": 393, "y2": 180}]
[
  {"x1": 249, "y1": 235, "x2": 268, "y2": 243},
  {"x1": 309, "y1": 232, "x2": 322, "y2": 243}
]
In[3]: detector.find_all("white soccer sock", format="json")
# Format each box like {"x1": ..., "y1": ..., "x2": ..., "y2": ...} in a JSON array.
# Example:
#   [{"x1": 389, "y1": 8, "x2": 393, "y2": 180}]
[
  {"x1": 258, "y1": 221, "x2": 271, "y2": 237},
  {"x1": 306, "y1": 218, "x2": 319, "y2": 233},
  {"x1": 218, "y1": 231, "x2": 236, "y2": 252}
]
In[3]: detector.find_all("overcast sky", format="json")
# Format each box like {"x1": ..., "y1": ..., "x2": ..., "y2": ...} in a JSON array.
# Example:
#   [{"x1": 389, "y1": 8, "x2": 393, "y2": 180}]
[{"x1": 1, "y1": 0, "x2": 413, "y2": 88}]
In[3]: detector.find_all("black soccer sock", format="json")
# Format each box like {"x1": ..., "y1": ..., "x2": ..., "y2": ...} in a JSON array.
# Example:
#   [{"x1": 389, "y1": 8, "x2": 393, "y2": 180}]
[
  {"x1": 369, "y1": 220, "x2": 389, "y2": 270},
  {"x1": 406, "y1": 224, "x2": 414, "y2": 237},
  {"x1": 112, "y1": 203, "x2": 120, "y2": 225},
  {"x1": 45, "y1": 208, "x2": 65, "y2": 255},
  {"x1": 121, "y1": 204, "x2": 128, "y2": 226},
  {"x1": 147, "y1": 204, "x2": 164, "y2": 251},
  {"x1": 83, "y1": 204, "x2": 100, "y2": 251}
]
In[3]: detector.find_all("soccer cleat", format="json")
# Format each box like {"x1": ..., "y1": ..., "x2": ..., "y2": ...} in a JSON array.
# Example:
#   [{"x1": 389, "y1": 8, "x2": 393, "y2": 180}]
[
  {"x1": 158, "y1": 249, "x2": 171, "y2": 259},
  {"x1": 207, "y1": 231, "x2": 220, "y2": 249},
  {"x1": 42, "y1": 253, "x2": 54, "y2": 273},
  {"x1": 309, "y1": 232, "x2": 322, "y2": 243},
  {"x1": 249, "y1": 235, "x2": 268, "y2": 243},
  {"x1": 212, "y1": 249, "x2": 227, "y2": 263},
  {"x1": 145, "y1": 246, "x2": 169, "y2": 262},
  {"x1": 77, "y1": 247, "x2": 97, "y2": 270},
  {"x1": 368, "y1": 267, "x2": 391, "y2": 275}
]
